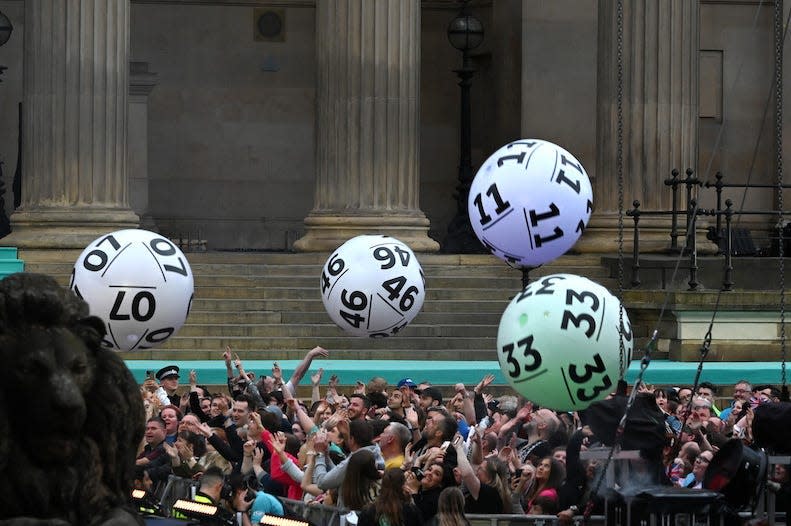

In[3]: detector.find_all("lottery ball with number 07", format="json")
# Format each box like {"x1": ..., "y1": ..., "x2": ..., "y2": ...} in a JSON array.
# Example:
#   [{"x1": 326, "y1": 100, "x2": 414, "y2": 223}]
[
  {"x1": 320, "y1": 235, "x2": 425, "y2": 337},
  {"x1": 468, "y1": 139, "x2": 593, "y2": 269},
  {"x1": 496, "y1": 273, "x2": 632, "y2": 411},
  {"x1": 69, "y1": 229, "x2": 194, "y2": 351}
]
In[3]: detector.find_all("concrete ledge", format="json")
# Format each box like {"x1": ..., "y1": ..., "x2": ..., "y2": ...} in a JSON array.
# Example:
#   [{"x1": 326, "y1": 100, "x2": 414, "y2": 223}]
[{"x1": 123, "y1": 359, "x2": 789, "y2": 388}]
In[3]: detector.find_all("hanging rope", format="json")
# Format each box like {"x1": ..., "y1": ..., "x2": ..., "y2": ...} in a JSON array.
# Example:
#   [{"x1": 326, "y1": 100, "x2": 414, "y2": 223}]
[
  {"x1": 584, "y1": 1, "x2": 628, "y2": 519},
  {"x1": 775, "y1": 0, "x2": 789, "y2": 400},
  {"x1": 616, "y1": 0, "x2": 626, "y2": 382}
]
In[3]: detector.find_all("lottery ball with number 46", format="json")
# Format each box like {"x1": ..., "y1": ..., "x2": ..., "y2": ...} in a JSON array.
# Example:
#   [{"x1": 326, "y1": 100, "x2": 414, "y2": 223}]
[
  {"x1": 320, "y1": 235, "x2": 425, "y2": 337},
  {"x1": 468, "y1": 139, "x2": 593, "y2": 269},
  {"x1": 497, "y1": 273, "x2": 632, "y2": 411},
  {"x1": 70, "y1": 229, "x2": 194, "y2": 351}
]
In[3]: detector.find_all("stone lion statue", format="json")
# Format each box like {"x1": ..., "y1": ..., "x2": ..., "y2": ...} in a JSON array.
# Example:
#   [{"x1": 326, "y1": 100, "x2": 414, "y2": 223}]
[{"x1": 0, "y1": 273, "x2": 144, "y2": 525}]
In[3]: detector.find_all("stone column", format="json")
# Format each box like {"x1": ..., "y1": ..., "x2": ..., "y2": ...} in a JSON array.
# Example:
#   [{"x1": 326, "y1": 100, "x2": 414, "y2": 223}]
[
  {"x1": 293, "y1": 0, "x2": 439, "y2": 252},
  {"x1": 576, "y1": 0, "x2": 700, "y2": 253},
  {"x1": 129, "y1": 61, "x2": 158, "y2": 232},
  {"x1": 4, "y1": 0, "x2": 138, "y2": 249}
]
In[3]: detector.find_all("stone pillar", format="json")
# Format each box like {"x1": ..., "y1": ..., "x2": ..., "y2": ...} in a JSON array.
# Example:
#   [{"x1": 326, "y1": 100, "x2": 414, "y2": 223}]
[
  {"x1": 129, "y1": 61, "x2": 158, "y2": 232},
  {"x1": 576, "y1": 0, "x2": 700, "y2": 253},
  {"x1": 4, "y1": 0, "x2": 138, "y2": 249},
  {"x1": 293, "y1": 0, "x2": 439, "y2": 252}
]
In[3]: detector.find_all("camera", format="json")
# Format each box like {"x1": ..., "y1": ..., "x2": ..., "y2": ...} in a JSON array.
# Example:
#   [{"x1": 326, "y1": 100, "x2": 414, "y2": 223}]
[
  {"x1": 411, "y1": 467, "x2": 424, "y2": 480},
  {"x1": 225, "y1": 472, "x2": 257, "y2": 504}
]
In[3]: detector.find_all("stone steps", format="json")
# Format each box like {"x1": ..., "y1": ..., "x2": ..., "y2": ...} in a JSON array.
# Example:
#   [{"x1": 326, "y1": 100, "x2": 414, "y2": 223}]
[
  {"x1": 175, "y1": 322, "x2": 495, "y2": 338},
  {"x1": 16, "y1": 249, "x2": 627, "y2": 384},
  {"x1": 122, "y1": 348, "x2": 496, "y2": 361},
  {"x1": 185, "y1": 310, "x2": 504, "y2": 325}
]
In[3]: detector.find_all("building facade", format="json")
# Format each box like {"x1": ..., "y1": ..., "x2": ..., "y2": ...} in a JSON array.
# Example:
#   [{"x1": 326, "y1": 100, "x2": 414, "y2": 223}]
[{"x1": 0, "y1": 0, "x2": 786, "y2": 252}]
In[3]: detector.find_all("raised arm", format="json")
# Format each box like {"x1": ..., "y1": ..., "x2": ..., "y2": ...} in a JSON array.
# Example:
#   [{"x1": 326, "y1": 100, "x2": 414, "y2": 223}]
[
  {"x1": 453, "y1": 434, "x2": 480, "y2": 499},
  {"x1": 283, "y1": 386, "x2": 319, "y2": 435},
  {"x1": 285, "y1": 346, "x2": 330, "y2": 395},
  {"x1": 310, "y1": 367, "x2": 324, "y2": 404}
]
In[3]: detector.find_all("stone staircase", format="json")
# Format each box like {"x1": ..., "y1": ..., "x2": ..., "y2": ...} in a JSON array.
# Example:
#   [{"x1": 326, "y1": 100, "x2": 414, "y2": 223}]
[{"x1": 20, "y1": 250, "x2": 616, "y2": 363}]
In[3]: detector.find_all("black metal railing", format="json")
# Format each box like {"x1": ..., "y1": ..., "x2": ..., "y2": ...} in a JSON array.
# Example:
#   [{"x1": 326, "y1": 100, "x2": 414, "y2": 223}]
[{"x1": 628, "y1": 169, "x2": 791, "y2": 291}]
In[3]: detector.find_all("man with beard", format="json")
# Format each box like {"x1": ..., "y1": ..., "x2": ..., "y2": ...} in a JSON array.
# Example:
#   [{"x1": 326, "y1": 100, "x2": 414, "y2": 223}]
[
  {"x1": 504, "y1": 405, "x2": 558, "y2": 466},
  {"x1": 408, "y1": 406, "x2": 458, "y2": 476},
  {"x1": 347, "y1": 394, "x2": 370, "y2": 422}
]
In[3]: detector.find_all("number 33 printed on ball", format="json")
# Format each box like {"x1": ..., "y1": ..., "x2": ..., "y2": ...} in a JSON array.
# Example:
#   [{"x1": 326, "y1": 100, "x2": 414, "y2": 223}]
[{"x1": 496, "y1": 274, "x2": 632, "y2": 411}]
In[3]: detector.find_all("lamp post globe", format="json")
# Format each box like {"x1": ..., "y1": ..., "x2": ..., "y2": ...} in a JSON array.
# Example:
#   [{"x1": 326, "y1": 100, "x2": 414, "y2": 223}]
[{"x1": 0, "y1": 10, "x2": 12, "y2": 47}]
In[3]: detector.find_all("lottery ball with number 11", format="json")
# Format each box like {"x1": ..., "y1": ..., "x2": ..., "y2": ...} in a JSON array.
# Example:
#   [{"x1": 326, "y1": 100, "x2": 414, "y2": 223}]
[
  {"x1": 468, "y1": 139, "x2": 593, "y2": 268},
  {"x1": 70, "y1": 229, "x2": 194, "y2": 351},
  {"x1": 496, "y1": 273, "x2": 633, "y2": 411}
]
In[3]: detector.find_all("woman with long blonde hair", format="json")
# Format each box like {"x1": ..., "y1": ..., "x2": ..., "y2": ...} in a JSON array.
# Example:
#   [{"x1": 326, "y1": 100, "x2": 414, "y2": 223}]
[{"x1": 436, "y1": 487, "x2": 470, "y2": 526}]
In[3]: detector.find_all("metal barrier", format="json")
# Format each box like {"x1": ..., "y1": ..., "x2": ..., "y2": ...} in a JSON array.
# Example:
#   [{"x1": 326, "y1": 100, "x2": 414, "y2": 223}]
[{"x1": 278, "y1": 498, "x2": 606, "y2": 526}]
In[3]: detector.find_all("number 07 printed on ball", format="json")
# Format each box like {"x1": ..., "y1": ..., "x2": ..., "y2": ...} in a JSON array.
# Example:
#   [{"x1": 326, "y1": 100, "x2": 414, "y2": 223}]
[{"x1": 69, "y1": 229, "x2": 195, "y2": 351}]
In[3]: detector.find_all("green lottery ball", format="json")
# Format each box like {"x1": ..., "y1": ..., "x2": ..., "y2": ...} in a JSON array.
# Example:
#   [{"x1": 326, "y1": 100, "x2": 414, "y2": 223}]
[{"x1": 496, "y1": 273, "x2": 633, "y2": 411}]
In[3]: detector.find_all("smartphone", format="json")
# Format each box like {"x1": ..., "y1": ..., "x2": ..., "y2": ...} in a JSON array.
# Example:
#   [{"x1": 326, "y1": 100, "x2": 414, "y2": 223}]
[{"x1": 440, "y1": 440, "x2": 451, "y2": 451}]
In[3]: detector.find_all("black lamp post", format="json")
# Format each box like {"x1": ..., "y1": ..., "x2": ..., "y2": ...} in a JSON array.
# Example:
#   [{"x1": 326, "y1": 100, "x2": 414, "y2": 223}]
[
  {"x1": 0, "y1": 9, "x2": 13, "y2": 237},
  {"x1": 442, "y1": 1, "x2": 486, "y2": 253}
]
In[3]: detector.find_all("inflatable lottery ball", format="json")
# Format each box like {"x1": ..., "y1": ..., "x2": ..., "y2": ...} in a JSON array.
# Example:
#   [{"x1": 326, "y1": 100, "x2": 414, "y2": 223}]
[
  {"x1": 468, "y1": 139, "x2": 593, "y2": 268},
  {"x1": 70, "y1": 229, "x2": 194, "y2": 351},
  {"x1": 321, "y1": 235, "x2": 425, "y2": 337},
  {"x1": 496, "y1": 273, "x2": 632, "y2": 411}
]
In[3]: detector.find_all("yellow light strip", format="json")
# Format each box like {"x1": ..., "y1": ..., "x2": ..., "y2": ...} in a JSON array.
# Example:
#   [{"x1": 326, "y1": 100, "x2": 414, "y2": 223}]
[
  {"x1": 260, "y1": 514, "x2": 310, "y2": 526},
  {"x1": 131, "y1": 489, "x2": 147, "y2": 500},
  {"x1": 172, "y1": 498, "x2": 219, "y2": 517}
]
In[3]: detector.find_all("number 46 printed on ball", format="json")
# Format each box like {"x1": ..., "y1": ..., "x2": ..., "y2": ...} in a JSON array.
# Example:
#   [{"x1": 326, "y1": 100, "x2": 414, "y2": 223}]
[{"x1": 320, "y1": 235, "x2": 425, "y2": 338}]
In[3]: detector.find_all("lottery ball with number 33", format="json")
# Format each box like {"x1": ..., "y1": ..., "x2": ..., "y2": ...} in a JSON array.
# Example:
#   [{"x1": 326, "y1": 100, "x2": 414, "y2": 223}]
[
  {"x1": 320, "y1": 235, "x2": 425, "y2": 337},
  {"x1": 468, "y1": 139, "x2": 593, "y2": 268},
  {"x1": 497, "y1": 273, "x2": 632, "y2": 411},
  {"x1": 70, "y1": 229, "x2": 194, "y2": 351}
]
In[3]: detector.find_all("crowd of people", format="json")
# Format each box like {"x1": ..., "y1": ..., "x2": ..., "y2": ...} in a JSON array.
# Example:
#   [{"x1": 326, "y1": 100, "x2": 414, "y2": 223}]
[{"x1": 134, "y1": 347, "x2": 791, "y2": 525}]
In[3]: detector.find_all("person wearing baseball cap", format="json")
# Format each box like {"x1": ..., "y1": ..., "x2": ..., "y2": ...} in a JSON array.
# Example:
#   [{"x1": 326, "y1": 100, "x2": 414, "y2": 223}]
[
  {"x1": 397, "y1": 378, "x2": 417, "y2": 389},
  {"x1": 155, "y1": 365, "x2": 181, "y2": 406}
]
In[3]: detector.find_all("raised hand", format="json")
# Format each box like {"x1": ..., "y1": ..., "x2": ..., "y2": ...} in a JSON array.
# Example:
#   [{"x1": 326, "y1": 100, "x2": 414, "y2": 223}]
[
  {"x1": 311, "y1": 368, "x2": 324, "y2": 386},
  {"x1": 516, "y1": 401, "x2": 534, "y2": 421},
  {"x1": 475, "y1": 373, "x2": 495, "y2": 394},
  {"x1": 162, "y1": 442, "x2": 179, "y2": 461},
  {"x1": 189, "y1": 369, "x2": 197, "y2": 385},
  {"x1": 223, "y1": 346, "x2": 233, "y2": 365},
  {"x1": 269, "y1": 431, "x2": 287, "y2": 454},
  {"x1": 313, "y1": 429, "x2": 329, "y2": 453},
  {"x1": 243, "y1": 439, "x2": 257, "y2": 456},
  {"x1": 309, "y1": 346, "x2": 329, "y2": 359}
]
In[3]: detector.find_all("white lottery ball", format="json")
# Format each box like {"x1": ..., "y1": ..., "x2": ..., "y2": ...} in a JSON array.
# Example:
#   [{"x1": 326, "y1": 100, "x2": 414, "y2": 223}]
[
  {"x1": 496, "y1": 273, "x2": 632, "y2": 411},
  {"x1": 468, "y1": 139, "x2": 593, "y2": 268},
  {"x1": 320, "y1": 235, "x2": 425, "y2": 337},
  {"x1": 69, "y1": 229, "x2": 194, "y2": 351}
]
